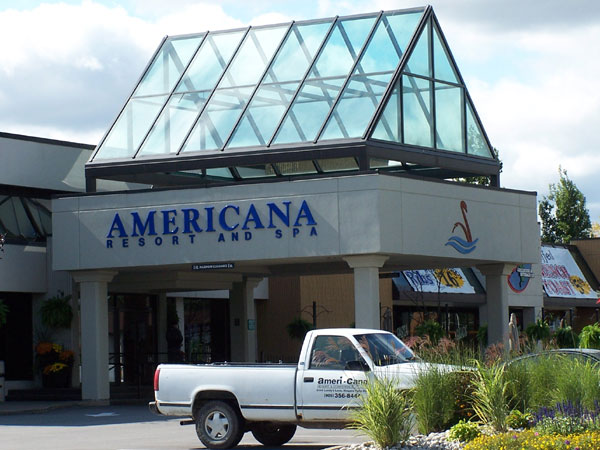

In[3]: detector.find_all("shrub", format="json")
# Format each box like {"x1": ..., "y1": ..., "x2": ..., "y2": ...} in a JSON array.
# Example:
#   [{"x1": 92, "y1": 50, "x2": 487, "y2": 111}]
[
  {"x1": 554, "y1": 325, "x2": 579, "y2": 348},
  {"x1": 414, "y1": 319, "x2": 445, "y2": 345},
  {"x1": 469, "y1": 360, "x2": 510, "y2": 432},
  {"x1": 580, "y1": 323, "x2": 600, "y2": 349},
  {"x1": 408, "y1": 335, "x2": 477, "y2": 366},
  {"x1": 483, "y1": 343, "x2": 505, "y2": 366},
  {"x1": 348, "y1": 376, "x2": 413, "y2": 448},
  {"x1": 506, "y1": 409, "x2": 532, "y2": 429},
  {"x1": 525, "y1": 319, "x2": 550, "y2": 343},
  {"x1": 412, "y1": 365, "x2": 458, "y2": 433},
  {"x1": 464, "y1": 430, "x2": 600, "y2": 450},
  {"x1": 448, "y1": 419, "x2": 480, "y2": 442},
  {"x1": 453, "y1": 370, "x2": 477, "y2": 423},
  {"x1": 476, "y1": 325, "x2": 487, "y2": 347},
  {"x1": 285, "y1": 317, "x2": 313, "y2": 340}
]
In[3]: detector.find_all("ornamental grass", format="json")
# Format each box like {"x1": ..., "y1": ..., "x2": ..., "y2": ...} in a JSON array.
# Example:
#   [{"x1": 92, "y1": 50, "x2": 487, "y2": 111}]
[
  {"x1": 348, "y1": 376, "x2": 413, "y2": 448},
  {"x1": 553, "y1": 357, "x2": 600, "y2": 410},
  {"x1": 412, "y1": 365, "x2": 462, "y2": 434},
  {"x1": 468, "y1": 360, "x2": 510, "y2": 432}
]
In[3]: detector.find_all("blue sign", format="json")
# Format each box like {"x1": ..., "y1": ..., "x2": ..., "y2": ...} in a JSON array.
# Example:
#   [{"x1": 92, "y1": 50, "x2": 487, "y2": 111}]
[{"x1": 105, "y1": 199, "x2": 318, "y2": 249}]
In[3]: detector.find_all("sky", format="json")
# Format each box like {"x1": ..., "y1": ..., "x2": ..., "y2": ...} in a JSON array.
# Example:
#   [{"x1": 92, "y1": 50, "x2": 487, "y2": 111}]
[{"x1": 1, "y1": 0, "x2": 599, "y2": 222}]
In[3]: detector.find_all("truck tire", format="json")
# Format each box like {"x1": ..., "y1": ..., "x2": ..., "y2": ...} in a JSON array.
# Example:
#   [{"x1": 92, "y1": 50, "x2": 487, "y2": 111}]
[
  {"x1": 251, "y1": 423, "x2": 297, "y2": 446},
  {"x1": 196, "y1": 401, "x2": 244, "y2": 449}
]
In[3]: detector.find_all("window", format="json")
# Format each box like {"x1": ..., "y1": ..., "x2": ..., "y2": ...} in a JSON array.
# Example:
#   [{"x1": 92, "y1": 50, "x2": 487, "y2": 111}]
[
  {"x1": 353, "y1": 332, "x2": 415, "y2": 366},
  {"x1": 309, "y1": 335, "x2": 364, "y2": 370}
]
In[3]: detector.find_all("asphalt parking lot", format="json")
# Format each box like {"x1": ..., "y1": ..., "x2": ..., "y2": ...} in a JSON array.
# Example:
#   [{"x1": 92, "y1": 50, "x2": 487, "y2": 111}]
[{"x1": 0, "y1": 403, "x2": 366, "y2": 450}]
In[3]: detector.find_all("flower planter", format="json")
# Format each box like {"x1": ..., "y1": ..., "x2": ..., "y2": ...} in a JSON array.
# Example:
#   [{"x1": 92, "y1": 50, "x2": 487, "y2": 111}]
[{"x1": 42, "y1": 369, "x2": 71, "y2": 388}]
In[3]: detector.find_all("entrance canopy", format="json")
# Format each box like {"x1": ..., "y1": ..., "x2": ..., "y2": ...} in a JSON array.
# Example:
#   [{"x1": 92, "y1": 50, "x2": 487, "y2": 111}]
[
  {"x1": 86, "y1": 6, "x2": 498, "y2": 190},
  {"x1": 53, "y1": 173, "x2": 539, "y2": 276}
]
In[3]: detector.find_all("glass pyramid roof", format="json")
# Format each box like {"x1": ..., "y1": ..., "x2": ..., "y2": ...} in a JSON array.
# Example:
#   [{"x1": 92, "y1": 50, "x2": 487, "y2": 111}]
[{"x1": 88, "y1": 7, "x2": 497, "y2": 187}]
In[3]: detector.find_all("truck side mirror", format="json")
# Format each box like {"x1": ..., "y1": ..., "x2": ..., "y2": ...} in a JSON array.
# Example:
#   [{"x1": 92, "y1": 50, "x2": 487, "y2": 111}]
[{"x1": 344, "y1": 360, "x2": 370, "y2": 372}]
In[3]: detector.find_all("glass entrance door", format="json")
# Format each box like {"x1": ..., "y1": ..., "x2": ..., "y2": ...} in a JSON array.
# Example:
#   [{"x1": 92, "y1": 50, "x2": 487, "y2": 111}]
[{"x1": 109, "y1": 294, "x2": 158, "y2": 386}]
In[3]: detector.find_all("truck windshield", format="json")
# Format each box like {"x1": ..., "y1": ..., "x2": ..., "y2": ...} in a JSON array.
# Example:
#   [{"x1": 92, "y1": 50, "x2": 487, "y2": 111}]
[{"x1": 353, "y1": 333, "x2": 416, "y2": 367}]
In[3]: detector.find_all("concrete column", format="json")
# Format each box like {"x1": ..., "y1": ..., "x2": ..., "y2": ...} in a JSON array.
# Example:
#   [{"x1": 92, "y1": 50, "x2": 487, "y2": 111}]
[
  {"x1": 175, "y1": 297, "x2": 185, "y2": 355},
  {"x1": 229, "y1": 277, "x2": 262, "y2": 362},
  {"x1": 343, "y1": 255, "x2": 388, "y2": 329},
  {"x1": 70, "y1": 279, "x2": 81, "y2": 387},
  {"x1": 478, "y1": 264, "x2": 513, "y2": 349},
  {"x1": 522, "y1": 306, "x2": 542, "y2": 329},
  {"x1": 478, "y1": 304, "x2": 488, "y2": 328},
  {"x1": 71, "y1": 270, "x2": 117, "y2": 402},
  {"x1": 157, "y1": 293, "x2": 168, "y2": 363}
]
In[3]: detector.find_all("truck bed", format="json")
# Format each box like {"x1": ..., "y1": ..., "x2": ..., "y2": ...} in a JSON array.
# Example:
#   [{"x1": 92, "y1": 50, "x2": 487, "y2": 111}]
[{"x1": 155, "y1": 363, "x2": 299, "y2": 421}]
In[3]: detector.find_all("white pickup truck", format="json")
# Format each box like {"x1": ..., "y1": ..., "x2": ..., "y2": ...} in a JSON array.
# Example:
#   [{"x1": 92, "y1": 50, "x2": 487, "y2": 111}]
[{"x1": 150, "y1": 328, "x2": 428, "y2": 449}]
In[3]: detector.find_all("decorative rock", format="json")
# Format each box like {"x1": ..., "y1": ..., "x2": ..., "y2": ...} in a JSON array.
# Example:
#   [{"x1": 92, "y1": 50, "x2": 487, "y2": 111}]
[{"x1": 328, "y1": 432, "x2": 466, "y2": 450}]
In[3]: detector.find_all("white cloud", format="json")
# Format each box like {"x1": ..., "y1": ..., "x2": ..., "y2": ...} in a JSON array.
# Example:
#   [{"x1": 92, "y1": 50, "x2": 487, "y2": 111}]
[
  {"x1": 154, "y1": 3, "x2": 244, "y2": 36},
  {"x1": 439, "y1": 12, "x2": 600, "y2": 219},
  {"x1": 1, "y1": 0, "x2": 599, "y2": 221}
]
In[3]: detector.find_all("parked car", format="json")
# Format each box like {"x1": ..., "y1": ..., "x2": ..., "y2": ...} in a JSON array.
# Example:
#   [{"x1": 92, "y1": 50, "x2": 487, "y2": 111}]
[{"x1": 508, "y1": 348, "x2": 600, "y2": 365}]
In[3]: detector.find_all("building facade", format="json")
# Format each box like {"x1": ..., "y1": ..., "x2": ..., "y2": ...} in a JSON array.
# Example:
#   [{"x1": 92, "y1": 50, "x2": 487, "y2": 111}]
[{"x1": 1, "y1": 7, "x2": 559, "y2": 402}]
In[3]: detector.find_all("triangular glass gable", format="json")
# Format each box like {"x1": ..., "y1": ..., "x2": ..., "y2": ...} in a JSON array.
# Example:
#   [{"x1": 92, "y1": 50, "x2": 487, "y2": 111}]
[
  {"x1": 369, "y1": 14, "x2": 494, "y2": 159},
  {"x1": 90, "y1": 6, "x2": 494, "y2": 170},
  {"x1": 181, "y1": 24, "x2": 289, "y2": 153},
  {"x1": 136, "y1": 30, "x2": 245, "y2": 157},
  {"x1": 433, "y1": 25, "x2": 458, "y2": 83},
  {"x1": 466, "y1": 96, "x2": 492, "y2": 157},
  {"x1": 227, "y1": 20, "x2": 333, "y2": 149},
  {"x1": 272, "y1": 14, "x2": 379, "y2": 145},
  {"x1": 93, "y1": 35, "x2": 204, "y2": 160},
  {"x1": 318, "y1": 10, "x2": 424, "y2": 141}
]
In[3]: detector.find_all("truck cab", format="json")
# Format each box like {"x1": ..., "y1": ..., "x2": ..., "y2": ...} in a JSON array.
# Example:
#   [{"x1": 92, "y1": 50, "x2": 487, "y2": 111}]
[{"x1": 296, "y1": 328, "x2": 417, "y2": 422}]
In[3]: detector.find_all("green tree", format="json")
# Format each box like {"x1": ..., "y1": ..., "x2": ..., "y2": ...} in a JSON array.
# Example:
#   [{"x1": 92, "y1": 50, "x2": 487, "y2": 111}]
[{"x1": 538, "y1": 168, "x2": 591, "y2": 243}]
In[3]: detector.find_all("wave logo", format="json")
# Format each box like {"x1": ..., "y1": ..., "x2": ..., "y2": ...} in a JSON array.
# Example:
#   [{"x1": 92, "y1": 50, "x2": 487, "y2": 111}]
[{"x1": 445, "y1": 200, "x2": 478, "y2": 254}]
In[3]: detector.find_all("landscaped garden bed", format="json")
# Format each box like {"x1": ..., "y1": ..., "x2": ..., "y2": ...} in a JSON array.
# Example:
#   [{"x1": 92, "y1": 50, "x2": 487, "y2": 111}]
[{"x1": 342, "y1": 325, "x2": 600, "y2": 450}]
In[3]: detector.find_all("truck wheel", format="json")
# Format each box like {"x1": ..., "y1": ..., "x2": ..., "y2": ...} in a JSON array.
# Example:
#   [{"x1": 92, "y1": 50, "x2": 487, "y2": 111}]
[
  {"x1": 196, "y1": 401, "x2": 244, "y2": 449},
  {"x1": 251, "y1": 423, "x2": 297, "y2": 446}
]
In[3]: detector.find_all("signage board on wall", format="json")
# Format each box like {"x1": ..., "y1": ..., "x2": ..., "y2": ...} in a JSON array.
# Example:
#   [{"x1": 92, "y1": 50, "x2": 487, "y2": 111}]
[
  {"x1": 541, "y1": 246, "x2": 596, "y2": 299},
  {"x1": 192, "y1": 263, "x2": 234, "y2": 271},
  {"x1": 507, "y1": 263, "x2": 533, "y2": 293},
  {"x1": 403, "y1": 268, "x2": 475, "y2": 294}
]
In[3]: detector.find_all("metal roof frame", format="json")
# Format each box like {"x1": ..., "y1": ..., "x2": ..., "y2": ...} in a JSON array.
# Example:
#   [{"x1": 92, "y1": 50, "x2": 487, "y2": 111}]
[{"x1": 85, "y1": 6, "x2": 500, "y2": 192}]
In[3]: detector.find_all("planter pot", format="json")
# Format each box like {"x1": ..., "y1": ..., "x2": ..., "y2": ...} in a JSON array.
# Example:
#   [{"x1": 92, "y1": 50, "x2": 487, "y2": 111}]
[
  {"x1": 42, "y1": 369, "x2": 71, "y2": 388},
  {"x1": 0, "y1": 360, "x2": 4, "y2": 401}
]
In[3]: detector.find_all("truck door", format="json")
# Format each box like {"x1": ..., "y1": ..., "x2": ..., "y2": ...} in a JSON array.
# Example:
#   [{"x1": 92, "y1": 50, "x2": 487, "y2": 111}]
[{"x1": 298, "y1": 334, "x2": 370, "y2": 421}]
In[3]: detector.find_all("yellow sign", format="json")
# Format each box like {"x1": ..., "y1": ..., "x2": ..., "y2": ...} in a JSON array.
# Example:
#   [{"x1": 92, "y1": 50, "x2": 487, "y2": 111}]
[
  {"x1": 434, "y1": 268, "x2": 464, "y2": 288},
  {"x1": 570, "y1": 275, "x2": 591, "y2": 295}
]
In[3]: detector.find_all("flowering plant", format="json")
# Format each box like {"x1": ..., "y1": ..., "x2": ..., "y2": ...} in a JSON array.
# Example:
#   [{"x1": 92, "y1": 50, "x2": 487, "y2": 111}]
[
  {"x1": 36, "y1": 342, "x2": 73, "y2": 375},
  {"x1": 43, "y1": 362, "x2": 69, "y2": 375}
]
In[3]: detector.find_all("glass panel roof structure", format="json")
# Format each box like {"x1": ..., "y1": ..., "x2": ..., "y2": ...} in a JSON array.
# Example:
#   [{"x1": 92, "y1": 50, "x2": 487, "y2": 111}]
[
  {"x1": 88, "y1": 7, "x2": 499, "y2": 189},
  {"x1": 0, "y1": 196, "x2": 51, "y2": 243}
]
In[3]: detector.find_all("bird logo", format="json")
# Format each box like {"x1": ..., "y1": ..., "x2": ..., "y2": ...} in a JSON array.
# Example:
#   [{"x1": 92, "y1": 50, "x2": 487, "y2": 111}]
[{"x1": 445, "y1": 201, "x2": 478, "y2": 254}]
